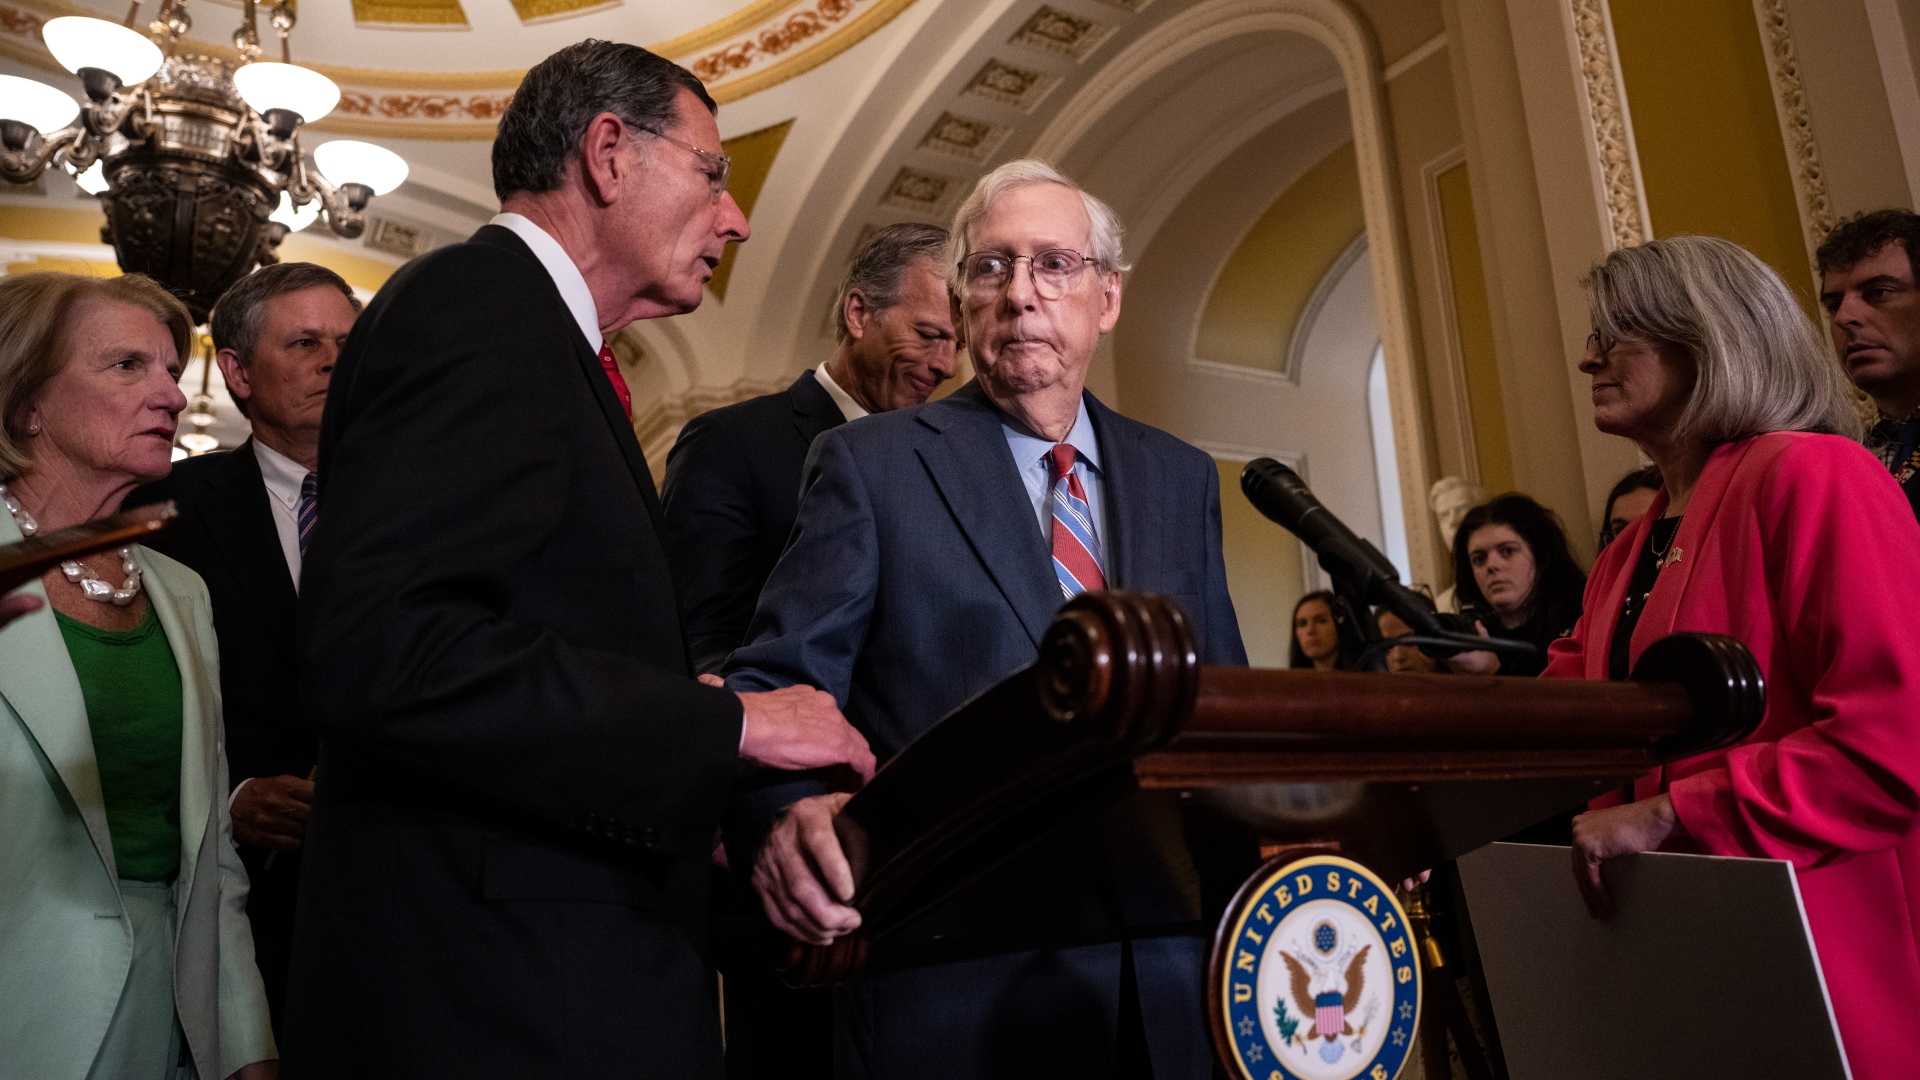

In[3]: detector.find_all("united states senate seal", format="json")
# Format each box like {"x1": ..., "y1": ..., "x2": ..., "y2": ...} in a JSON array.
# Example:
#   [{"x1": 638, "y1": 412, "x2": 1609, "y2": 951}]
[{"x1": 1211, "y1": 854, "x2": 1421, "y2": 1080}]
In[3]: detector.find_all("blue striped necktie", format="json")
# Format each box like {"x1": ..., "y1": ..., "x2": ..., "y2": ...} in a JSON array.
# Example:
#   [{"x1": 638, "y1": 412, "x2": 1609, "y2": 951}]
[
  {"x1": 1047, "y1": 444, "x2": 1105, "y2": 597},
  {"x1": 297, "y1": 472, "x2": 318, "y2": 556}
]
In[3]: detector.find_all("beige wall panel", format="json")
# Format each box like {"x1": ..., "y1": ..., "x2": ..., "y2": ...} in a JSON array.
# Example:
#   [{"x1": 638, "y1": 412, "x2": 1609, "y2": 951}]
[
  {"x1": 1473, "y1": 0, "x2": 1643, "y2": 546},
  {"x1": 1375, "y1": 48, "x2": 1462, "y2": 578},
  {"x1": 1350, "y1": 0, "x2": 1447, "y2": 71},
  {"x1": 1785, "y1": 0, "x2": 1912, "y2": 221},
  {"x1": 1441, "y1": 0, "x2": 1609, "y2": 564}
]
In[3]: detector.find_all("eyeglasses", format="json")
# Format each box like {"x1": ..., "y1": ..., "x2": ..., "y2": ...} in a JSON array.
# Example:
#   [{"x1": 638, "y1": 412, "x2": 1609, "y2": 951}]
[
  {"x1": 1586, "y1": 330, "x2": 1614, "y2": 356},
  {"x1": 638, "y1": 125, "x2": 731, "y2": 201},
  {"x1": 958, "y1": 248, "x2": 1099, "y2": 300}
]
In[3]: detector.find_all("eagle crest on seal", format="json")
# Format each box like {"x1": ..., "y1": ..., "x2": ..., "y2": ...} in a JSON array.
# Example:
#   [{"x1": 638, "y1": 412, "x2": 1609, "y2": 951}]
[{"x1": 1281, "y1": 944, "x2": 1371, "y2": 1041}]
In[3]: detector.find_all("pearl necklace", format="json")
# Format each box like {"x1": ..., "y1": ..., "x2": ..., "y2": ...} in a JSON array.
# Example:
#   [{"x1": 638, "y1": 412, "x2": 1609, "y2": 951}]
[{"x1": 0, "y1": 484, "x2": 142, "y2": 606}]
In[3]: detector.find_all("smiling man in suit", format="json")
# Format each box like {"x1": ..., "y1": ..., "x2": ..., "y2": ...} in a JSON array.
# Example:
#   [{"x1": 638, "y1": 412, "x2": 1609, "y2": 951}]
[
  {"x1": 726, "y1": 159, "x2": 1246, "y2": 1080},
  {"x1": 125, "y1": 260, "x2": 359, "y2": 1035},
  {"x1": 662, "y1": 223, "x2": 956, "y2": 1079},
  {"x1": 285, "y1": 40, "x2": 874, "y2": 1077}
]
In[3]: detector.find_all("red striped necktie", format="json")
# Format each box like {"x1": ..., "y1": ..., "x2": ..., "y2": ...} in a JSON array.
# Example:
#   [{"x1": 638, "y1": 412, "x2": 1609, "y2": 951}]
[
  {"x1": 1047, "y1": 443, "x2": 1105, "y2": 597},
  {"x1": 598, "y1": 343, "x2": 632, "y2": 420}
]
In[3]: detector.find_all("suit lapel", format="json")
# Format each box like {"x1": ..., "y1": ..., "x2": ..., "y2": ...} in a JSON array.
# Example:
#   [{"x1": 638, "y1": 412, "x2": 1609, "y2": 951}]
[
  {"x1": 914, "y1": 385, "x2": 1060, "y2": 648},
  {"x1": 0, "y1": 513, "x2": 116, "y2": 878},
  {"x1": 199, "y1": 442, "x2": 297, "y2": 657},
  {"x1": 140, "y1": 551, "x2": 214, "y2": 909},
  {"x1": 1579, "y1": 492, "x2": 1667, "y2": 681},
  {"x1": 1628, "y1": 440, "x2": 1755, "y2": 661},
  {"x1": 790, "y1": 369, "x2": 845, "y2": 446},
  {"x1": 471, "y1": 225, "x2": 666, "y2": 532},
  {"x1": 1085, "y1": 393, "x2": 1152, "y2": 589}
]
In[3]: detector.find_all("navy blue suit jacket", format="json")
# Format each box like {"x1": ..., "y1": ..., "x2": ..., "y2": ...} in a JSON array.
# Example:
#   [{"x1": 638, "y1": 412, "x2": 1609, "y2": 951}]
[{"x1": 726, "y1": 381, "x2": 1245, "y2": 963}]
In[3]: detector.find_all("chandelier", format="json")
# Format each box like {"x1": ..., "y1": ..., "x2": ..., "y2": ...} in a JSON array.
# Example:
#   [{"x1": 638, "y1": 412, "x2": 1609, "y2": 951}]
[{"x1": 0, "y1": 0, "x2": 408, "y2": 319}]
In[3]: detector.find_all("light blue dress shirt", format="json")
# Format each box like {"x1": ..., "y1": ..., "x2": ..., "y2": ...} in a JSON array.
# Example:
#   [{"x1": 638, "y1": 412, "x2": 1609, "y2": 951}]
[{"x1": 999, "y1": 398, "x2": 1107, "y2": 574}]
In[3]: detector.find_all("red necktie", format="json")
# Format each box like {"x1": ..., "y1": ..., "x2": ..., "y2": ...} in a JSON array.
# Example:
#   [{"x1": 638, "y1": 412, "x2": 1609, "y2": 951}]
[
  {"x1": 1048, "y1": 443, "x2": 1105, "y2": 596},
  {"x1": 598, "y1": 343, "x2": 632, "y2": 420}
]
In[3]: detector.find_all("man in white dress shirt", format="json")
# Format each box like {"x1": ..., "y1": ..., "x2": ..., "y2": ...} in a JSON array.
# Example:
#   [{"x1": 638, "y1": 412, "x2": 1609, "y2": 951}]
[
  {"x1": 283, "y1": 40, "x2": 874, "y2": 1077},
  {"x1": 125, "y1": 260, "x2": 360, "y2": 1034}
]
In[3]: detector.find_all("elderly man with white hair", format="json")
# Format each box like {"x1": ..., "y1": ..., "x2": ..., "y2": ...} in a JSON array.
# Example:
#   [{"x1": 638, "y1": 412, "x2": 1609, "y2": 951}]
[{"x1": 725, "y1": 159, "x2": 1247, "y2": 1079}]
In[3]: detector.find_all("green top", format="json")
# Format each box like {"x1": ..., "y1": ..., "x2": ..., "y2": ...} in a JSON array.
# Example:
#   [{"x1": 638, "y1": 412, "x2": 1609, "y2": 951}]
[{"x1": 56, "y1": 605, "x2": 183, "y2": 884}]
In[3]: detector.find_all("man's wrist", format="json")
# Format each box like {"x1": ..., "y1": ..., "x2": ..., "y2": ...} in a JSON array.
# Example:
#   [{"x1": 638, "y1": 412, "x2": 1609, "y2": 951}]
[{"x1": 228, "y1": 777, "x2": 254, "y2": 811}]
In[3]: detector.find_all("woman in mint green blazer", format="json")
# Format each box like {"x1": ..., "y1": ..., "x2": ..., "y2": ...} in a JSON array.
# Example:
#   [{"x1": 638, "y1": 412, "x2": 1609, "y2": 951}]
[{"x1": 0, "y1": 273, "x2": 275, "y2": 1080}]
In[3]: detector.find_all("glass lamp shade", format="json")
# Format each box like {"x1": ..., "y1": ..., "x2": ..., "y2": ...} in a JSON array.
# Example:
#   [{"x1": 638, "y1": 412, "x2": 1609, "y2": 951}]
[
  {"x1": 271, "y1": 191, "x2": 321, "y2": 231},
  {"x1": 313, "y1": 140, "x2": 409, "y2": 196},
  {"x1": 233, "y1": 62, "x2": 340, "y2": 124},
  {"x1": 0, "y1": 75, "x2": 79, "y2": 133},
  {"x1": 72, "y1": 161, "x2": 108, "y2": 194},
  {"x1": 41, "y1": 17, "x2": 163, "y2": 85}
]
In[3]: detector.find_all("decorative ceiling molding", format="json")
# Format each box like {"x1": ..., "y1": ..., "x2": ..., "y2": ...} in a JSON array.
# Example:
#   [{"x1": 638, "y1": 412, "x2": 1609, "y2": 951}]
[
  {"x1": 1753, "y1": 0, "x2": 1834, "y2": 258},
  {"x1": 351, "y1": 0, "x2": 468, "y2": 30},
  {"x1": 960, "y1": 57, "x2": 1060, "y2": 111},
  {"x1": 0, "y1": 0, "x2": 925, "y2": 137},
  {"x1": 510, "y1": 0, "x2": 621, "y2": 25},
  {"x1": 1567, "y1": 0, "x2": 1650, "y2": 249}
]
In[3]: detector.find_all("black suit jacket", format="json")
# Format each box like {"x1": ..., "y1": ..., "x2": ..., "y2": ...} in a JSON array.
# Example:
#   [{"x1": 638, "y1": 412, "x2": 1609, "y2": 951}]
[
  {"x1": 129, "y1": 440, "x2": 308, "y2": 790},
  {"x1": 284, "y1": 225, "x2": 743, "y2": 1078},
  {"x1": 661, "y1": 368, "x2": 846, "y2": 674},
  {"x1": 126, "y1": 441, "x2": 309, "y2": 1032}
]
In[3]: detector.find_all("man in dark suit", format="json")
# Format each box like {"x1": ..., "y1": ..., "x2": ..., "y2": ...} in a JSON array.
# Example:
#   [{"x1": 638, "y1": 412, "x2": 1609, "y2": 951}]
[
  {"x1": 663, "y1": 223, "x2": 955, "y2": 1079},
  {"x1": 126, "y1": 261, "x2": 359, "y2": 1034},
  {"x1": 727, "y1": 161, "x2": 1246, "y2": 1080},
  {"x1": 285, "y1": 41, "x2": 874, "y2": 1078},
  {"x1": 663, "y1": 221, "x2": 956, "y2": 677}
]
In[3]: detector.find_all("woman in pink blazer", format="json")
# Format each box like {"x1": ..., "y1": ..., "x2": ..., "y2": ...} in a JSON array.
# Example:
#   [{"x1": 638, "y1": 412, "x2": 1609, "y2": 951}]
[{"x1": 1552, "y1": 236, "x2": 1920, "y2": 1079}]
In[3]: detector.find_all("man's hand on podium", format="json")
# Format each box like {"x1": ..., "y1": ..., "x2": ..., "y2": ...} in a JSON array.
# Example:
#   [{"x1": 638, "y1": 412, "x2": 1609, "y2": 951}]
[
  {"x1": 755, "y1": 792, "x2": 863, "y2": 945},
  {"x1": 732, "y1": 682, "x2": 877, "y2": 782},
  {"x1": 1570, "y1": 792, "x2": 1678, "y2": 918}
]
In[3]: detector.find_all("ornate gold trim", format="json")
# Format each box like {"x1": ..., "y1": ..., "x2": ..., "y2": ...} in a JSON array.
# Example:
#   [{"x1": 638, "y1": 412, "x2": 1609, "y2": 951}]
[
  {"x1": 709, "y1": 0, "x2": 920, "y2": 104},
  {"x1": 1569, "y1": 0, "x2": 1648, "y2": 248},
  {"x1": 1754, "y1": 0, "x2": 1834, "y2": 251},
  {"x1": 653, "y1": 0, "x2": 807, "y2": 58},
  {"x1": 351, "y1": 0, "x2": 469, "y2": 29},
  {"x1": 0, "y1": 0, "x2": 920, "y2": 129}
]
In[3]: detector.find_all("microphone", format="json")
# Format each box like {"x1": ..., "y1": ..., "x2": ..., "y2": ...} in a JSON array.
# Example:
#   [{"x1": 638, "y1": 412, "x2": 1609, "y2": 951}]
[
  {"x1": 1240, "y1": 459, "x2": 1530, "y2": 659},
  {"x1": 1240, "y1": 458, "x2": 1401, "y2": 592}
]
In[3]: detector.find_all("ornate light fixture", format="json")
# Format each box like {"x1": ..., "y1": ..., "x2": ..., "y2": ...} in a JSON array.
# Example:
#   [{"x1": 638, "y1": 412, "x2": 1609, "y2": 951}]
[{"x1": 0, "y1": 0, "x2": 408, "y2": 319}]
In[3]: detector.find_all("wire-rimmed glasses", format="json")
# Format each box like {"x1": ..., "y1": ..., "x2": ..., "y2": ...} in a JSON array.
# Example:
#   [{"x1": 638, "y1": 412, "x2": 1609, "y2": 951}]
[
  {"x1": 638, "y1": 125, "x2": 731, "y2": 201},
  {"x1": 958, "y1": 248, "x2": 1098, "y2": 300}
]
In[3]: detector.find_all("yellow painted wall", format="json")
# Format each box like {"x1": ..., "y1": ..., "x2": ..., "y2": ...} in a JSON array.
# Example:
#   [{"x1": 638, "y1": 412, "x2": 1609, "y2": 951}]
[
  {"x1": 1434, "y1": 162, "x2": 1513, "y2": 494},
  {"x1": 1609, "y1": 0, "x2": 1810, "y2": 304},
  {"x1": 1215, "y1": 457, "x2": 1303, "y2": 669},
  {"x1": 1196, "y1": 142, "x2": 1365, "y2": 373},
  {"x1": 707, "y1": 118, "x2": 794, "y2": 302}
]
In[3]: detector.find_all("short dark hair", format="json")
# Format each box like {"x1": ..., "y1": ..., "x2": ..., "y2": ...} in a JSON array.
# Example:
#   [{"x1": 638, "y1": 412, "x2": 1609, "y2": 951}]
[
  {"x1": 1450, "y1": 493, "x2": 1587, "y2": 641},
  {"x1": 834, "y1": 223, "x2": 949, "y2": 343},
  {"x1": 210, "y1": 261, "x2": 359, "y2": 364},
  {"x1": 493, "y1": 40, "x2": 716, "y2": 200},
  {"x1": 1816, "y1": 209, "x2": 1920, "y2": 286},
  {"x1": 1598, "y1": 465, "x2": 1663, "y2": 549}
]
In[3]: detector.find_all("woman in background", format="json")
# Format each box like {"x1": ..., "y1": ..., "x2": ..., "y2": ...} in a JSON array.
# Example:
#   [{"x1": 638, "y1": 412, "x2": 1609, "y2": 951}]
[
  {"x1": 1448, "y1": 493, "x2": 1587, "y2": 677},
  {"x1": 1288, "y1": 590, "x2": 1360, "y2": 671},
  {"x1": 1597, "y1": 465, "x2": 1662, "y2": 550},
  {"x1": 1558, "y1": 236, "x2": 1919, "y2": 1078},
  {"x1": 0, "y1": 272, "x2": 276, "y2": 1080},
  {"x1": 1374, "y1": 608, "x2": 1438, "y2": 674}
]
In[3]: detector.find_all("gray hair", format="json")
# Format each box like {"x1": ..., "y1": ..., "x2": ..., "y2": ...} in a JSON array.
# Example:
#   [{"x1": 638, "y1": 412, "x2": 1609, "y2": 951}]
[
  {"x1": 210, "y1": 261, "x2": 360, "y2": 365},
  {"x1": 1582, "y1": 235, "x2": 1861, "y2": 445},
  {"x1": 834, "y1": 223, "x2": 949, "y2": 343},
  {"x1": 493, "y1": 40, "x2": 715, "y2": 199},
  {"x1": 945, "y1": 159, "x2": 1130, "y2": 292}
]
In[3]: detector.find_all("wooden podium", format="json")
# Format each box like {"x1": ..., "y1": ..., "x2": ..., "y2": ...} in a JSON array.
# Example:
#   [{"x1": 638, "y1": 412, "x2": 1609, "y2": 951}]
[{"x1": 778, "y1": 591, "x2": 1764, "y2": 1078}]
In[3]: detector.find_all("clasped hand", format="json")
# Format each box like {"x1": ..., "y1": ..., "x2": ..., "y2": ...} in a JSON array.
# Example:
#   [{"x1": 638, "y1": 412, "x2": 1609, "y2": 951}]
[{"x1": 1568, "y1": 792, "x2": 1678, "y2": 917}]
